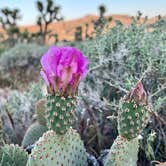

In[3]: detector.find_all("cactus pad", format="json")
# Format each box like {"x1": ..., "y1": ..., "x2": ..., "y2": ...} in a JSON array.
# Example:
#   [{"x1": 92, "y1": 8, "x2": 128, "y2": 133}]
[
  {"x1": 22, "y1": 122, "x2": 48, "y2": 148},
  {"x1": 46, "y1": 94, "x2": 77, "y2": 134},
  {"x1": 27, "y1": 128, "x2": 87, "y2": 166},
  {"x1": 0, "y1": 144, "x2": 28, "y2": 166},
  {"x1": 35, "y1": 99, "x2": 47, "y2": 125},
  {"x1": 118, "y1": 100, "x2": 149, "y2": 140},
  {"x1": 105, "y1": 136, "x2": 139, "y2": 166},
  {"x1": 118, "y1": 82, "x2": 150, "y2": 140}
]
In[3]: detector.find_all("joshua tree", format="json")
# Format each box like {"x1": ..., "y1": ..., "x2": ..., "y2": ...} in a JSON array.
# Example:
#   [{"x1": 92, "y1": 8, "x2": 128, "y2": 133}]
[
  {"x1": 0, "y1": 7, "x2": 21, "y2": 46},
  {"x1": 19, "y1": 29, "x2": 31, "y2": 43},
  {"x1": 85, "y1": 23, "x2": 89, "y2": 39},
  {"x1": 74, "y1": 26, "x2": 83, "y2": 41},
  {"x1": 98, "y1": 4, "x2": 106, "y2": 18},
  {"x1": 0, "y1": 8, "x2": 21, "y2": 29},
  {"x1": 36, "y1": 0, "x2": 62, "y2": 44},
  {"x1": 137, "y1": 10, "x2": 142, "y2": 20},
  {"x1": 93, "y1": 4, "x2": 107, "y2": 34}
]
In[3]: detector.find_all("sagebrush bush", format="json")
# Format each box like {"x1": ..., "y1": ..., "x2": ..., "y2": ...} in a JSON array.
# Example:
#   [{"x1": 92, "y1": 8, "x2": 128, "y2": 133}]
[
  {"x1": 0, "y1": 43, "x2": 48, "y2": 88},
  {"x1": 0, "y1": 82, "x2": 43, "y2": 144},
  {"x1": 74, "y1": 18, "x2": 166, "y2": 163},
  {"x1": 0, "y1": 43, "x2": 48, "y2": 71}
]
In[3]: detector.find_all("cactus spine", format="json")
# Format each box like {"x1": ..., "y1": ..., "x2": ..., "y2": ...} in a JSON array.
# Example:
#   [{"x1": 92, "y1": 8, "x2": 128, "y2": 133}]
[{"x1": 105, "y1": 82, "x2": 150, "y2": 166}]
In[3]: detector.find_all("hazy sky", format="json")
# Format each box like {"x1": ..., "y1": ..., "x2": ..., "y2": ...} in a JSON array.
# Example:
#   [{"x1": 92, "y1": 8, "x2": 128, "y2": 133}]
[{"x1": 0, "y1": 0, "x2": 165, "y2": 25}]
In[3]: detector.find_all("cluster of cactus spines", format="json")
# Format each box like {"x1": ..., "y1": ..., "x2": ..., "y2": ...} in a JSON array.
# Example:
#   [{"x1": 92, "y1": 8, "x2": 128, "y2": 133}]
[
  {"x1": 118, "y1": 82, "x2": 150, "y2": 140},
  {"x1": 46, "y1": 94, "x2": 77, "y2": 134},
  {"x1": 105, "y1": 82, "x2": 150, "y2": 166},
  {"x1": 22, "y1": 122, "x2": 48, "y2": 148},
  {"x1": 27, "y1": 128, "x2": 87, "y2": 166},
  {"x1": 105, "y1": 136, "x2": 139, "y2": 166},
  {"x1": 35, "y1": 99, "x2": 47, "y2": 126},
  {"x1": 0, "y1": 144, "x2": 28, "y2": 166}
]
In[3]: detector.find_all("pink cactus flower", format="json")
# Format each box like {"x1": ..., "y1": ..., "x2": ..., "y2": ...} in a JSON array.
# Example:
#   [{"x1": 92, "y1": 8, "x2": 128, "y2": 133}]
[{"x1": 40, "y1": 46, "x2": 88, "y2": 95}]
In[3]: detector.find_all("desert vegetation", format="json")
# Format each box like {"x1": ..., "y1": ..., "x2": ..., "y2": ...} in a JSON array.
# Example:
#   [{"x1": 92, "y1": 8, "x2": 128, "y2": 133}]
[{"x1": 0, "y1": 0, "x2": 165, "y2": 166}]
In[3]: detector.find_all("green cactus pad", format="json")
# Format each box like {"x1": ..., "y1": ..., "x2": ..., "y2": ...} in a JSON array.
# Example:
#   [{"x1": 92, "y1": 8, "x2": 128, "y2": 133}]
[
  {"x1": 22, "y1": 122, "x2": 48, "y2": 148},
  {"x1": 118, "y1": 100, "x2": 149, "y2": 140},
  {"x1": 35, "y1": 99, "x2": 47, "y2": 125},
  {"x1": 46, "y1": 94, "x2": 77, "y2": 134},
  {"x1": 26, "y1": 128, "x2": 88, "y2": 166},
  {"x1": 0, "y1": 144, "x2": 28, "y2": 166},
  {"x1": 105, "y1": 136, "x2": 139, "y2": 166}
]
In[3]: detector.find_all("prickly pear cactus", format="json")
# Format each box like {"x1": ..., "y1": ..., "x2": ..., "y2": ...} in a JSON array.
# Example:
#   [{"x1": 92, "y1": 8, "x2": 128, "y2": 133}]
[
  {"x1": 35, "y1": 99, "x2": 47, "y2": 126},
  {"x1": 46, "y1": 94, "x2": 77, "y2": 134},
  {"x1": 118, "y1": 82, "x2": 150, "y2": 140},
  {"x1": 27, "y1": 45, "x2": 89, "y2": 166},
  {"x1": 104, "y1": 136, "x2": 139, "y2": 166},
  {"x1": 26, "y1": 128, "x2": 87, "y2": 166},
  {"x1": 0, "y1": 144, "x2": 28, "y2": 166},
  {"x1": 105, "y1": 82, "x2": 150, "y2": 166},
  {"x1": 22, "y1": 122, "x2": 48, "y2": 148}
]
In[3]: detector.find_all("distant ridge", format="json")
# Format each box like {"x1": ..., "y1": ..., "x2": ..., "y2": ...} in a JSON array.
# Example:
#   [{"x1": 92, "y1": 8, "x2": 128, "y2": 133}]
[{"x1": 0, "y1": 14, "x2": 157, "y2": 43}]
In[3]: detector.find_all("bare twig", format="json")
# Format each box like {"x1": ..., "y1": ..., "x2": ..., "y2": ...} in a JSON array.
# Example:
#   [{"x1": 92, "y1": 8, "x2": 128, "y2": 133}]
[
  {"x1": 150, "y1": 83, "x2": 166, "y2": 98},
  {"x1": 104, "y1": 80, "x2": 128, "y2": 93}
]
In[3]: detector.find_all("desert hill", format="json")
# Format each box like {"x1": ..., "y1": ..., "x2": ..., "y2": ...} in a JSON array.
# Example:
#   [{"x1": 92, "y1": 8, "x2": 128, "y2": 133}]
[{"x1": 0, "y1": 14, "x2": 158, "y2": 43}]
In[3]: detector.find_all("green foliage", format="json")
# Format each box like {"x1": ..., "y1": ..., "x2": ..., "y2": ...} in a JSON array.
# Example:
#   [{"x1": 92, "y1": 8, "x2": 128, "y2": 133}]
[
  {"x1": 0, "y1": 118, "x2": 4, "y2": 146},
  {"x1": 46, "y1": 94, "x2": 77, "y2": 134},
  {"x1": 0, "y1": 43, "x2": 48, "y2": 71},
  {"x1": 0, "y1": 44, "x2": 48, "y2": 87},
  {"x1": 67, "y1": 16, "x2": 166, "y2": 162},
  {"x1": 0, "y1": 82, "x2": 43, "y2": 144},
  {"x1": 0, "y1": 144, "x2": 28, "y2": 166},
  {"x1": 146, "y1": 131, "x2": 156, "y2": 160},
  {"x1": 26, "y1": 82, "x2": 44, "y2": 106},
  {"x1": 104, "y1": 136, "x2": 138, "y2": 166},
  {"x1": 27, "y1": 128, "x2": 87, "y2": 166},
  {"x1": 22, "y1": 122, "x2": 47, "y2": 148}
]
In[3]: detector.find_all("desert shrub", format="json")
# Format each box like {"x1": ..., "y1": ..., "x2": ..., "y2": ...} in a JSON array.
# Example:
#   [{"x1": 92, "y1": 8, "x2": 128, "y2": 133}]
[
  {"x1": 0, "y1": 82, "x2": 44, "y2": 145},
  {"x1": 0, "y1": 43, "x2": 48, "y2": 70},
  {"x1": 75, "y1": 18, "x2": 166, "y2": 164},
  {"x1": 0, "y1": 43, "x2": 48, "y2": 88}
]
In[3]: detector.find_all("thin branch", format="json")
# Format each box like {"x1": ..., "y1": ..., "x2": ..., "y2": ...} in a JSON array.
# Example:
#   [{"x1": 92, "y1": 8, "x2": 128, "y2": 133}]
[
  {"x1": 104, "y1": 80, "x2": 128, "y2": 93},
  {"x1": 150, "y1": 83, "x2": 166, "y2": 98}
]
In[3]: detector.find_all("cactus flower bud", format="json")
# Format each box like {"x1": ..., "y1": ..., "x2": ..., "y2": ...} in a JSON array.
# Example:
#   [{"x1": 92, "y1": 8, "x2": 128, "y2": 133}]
[{"x1": 128, "y1": 81, "x2": 147, "y2": 105}]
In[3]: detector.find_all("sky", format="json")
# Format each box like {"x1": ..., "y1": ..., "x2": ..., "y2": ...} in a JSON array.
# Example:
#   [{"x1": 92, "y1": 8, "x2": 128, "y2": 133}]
[{"x1": 0, "y1": 0, "x2": 165, "y2": 25}]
